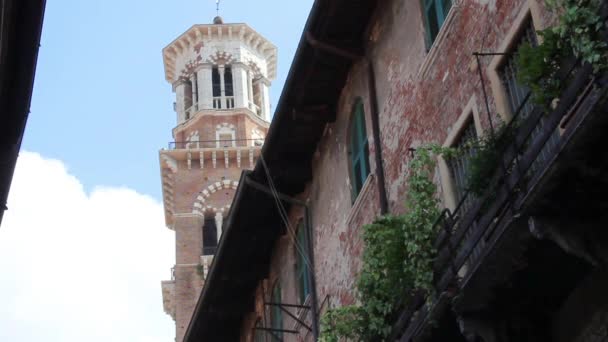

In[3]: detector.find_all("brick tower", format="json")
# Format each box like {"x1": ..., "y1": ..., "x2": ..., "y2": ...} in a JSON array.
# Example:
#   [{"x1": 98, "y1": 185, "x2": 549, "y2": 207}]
[{"x1": 159, "y1": 16, "x2": 276, "y2": 342}]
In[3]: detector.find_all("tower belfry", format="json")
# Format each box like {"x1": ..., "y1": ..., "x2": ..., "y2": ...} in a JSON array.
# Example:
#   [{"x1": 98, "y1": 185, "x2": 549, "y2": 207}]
[{"x1": 159, "y1": 15, "x2": 276, "y2": 342}]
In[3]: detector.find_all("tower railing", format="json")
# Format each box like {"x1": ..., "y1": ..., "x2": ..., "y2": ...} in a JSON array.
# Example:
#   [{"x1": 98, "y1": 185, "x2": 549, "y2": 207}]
[
  {"x1": 212, "y1": 96, "x2": 235, "y2": 110},
  {"x1": 248, "y1": 101, "x2": 262, "y2": 116},
  {"x1": 169, "y1": 138, "x2": 264, "y2": 150}
]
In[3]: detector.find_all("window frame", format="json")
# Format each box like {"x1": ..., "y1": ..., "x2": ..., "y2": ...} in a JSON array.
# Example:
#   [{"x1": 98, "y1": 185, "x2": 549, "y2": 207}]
[
  {"x1": 488, "y1": 0, "x2": 545, "y2": 122},
  {"x1": 348, "y1": 98, "x2": 371, "y2": 203},
  {"x1": 438, "y1": 96, "x2": 484, "y2": 211},
  {"x1": 421, "y1": 0, "x2": 453, "y2": 47},
  {"x1": 294, "y1": 221, "x2": 311, "y2": 304},
  {"x1": 270, "y1": 281, "x2": 284, "y2": 341},
  {"x1": 202, "y1": 217, "x2": 218, "y2": 256}
]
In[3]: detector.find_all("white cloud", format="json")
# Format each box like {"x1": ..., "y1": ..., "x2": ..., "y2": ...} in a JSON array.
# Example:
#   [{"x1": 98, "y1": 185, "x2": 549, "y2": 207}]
[{"x1": 0, "y1": 152, "x2": 175, "y2": 342}]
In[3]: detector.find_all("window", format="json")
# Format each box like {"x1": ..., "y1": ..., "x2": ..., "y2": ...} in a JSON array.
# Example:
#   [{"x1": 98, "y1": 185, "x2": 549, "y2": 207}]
[
  {"x1": 184, "y1": 80, "x2": 193, "y2": 119},
  {"x1": 252, "y1": 80, "x2": 263, "y2": 116},
  {"x1": 295, "y1": 222, "x2": 311, "y2": 304},
  {"x1": 224, "y1": 66, "x2": 234, "y2": 97},
  {"x1": 498, "y1": 18, "x2": 538, "y2": 119},
  {"x1": 212, "y1": 66, "x2": 221, "y2": 98},
  {"x1": 349, "y1": 99, "x2": 371, "y2": 202},
  {"x1": 447, "y1": 119, "x2": 478, "y2": 213},
  {"x1": 422, "y1": 0, "x2": 453, "y2": 45},
  {"x1": 202, "y1": 218, "x2": 217, "y2": 256},
  {"x1": 219, "y1": 133, "x2": 233, "y2": 148},
  {"x1": 252, "y1": 129, "x2": 265, "y2": 147},
  {"x1": 496, "y1": 15, "x2": 560, "y2": 172},
  {"x1": 270, "y1": 282, "x2": 283, "y2": 341},
  {"x1": 216, "y1": 124, "x2": 236, "y2": 148}
]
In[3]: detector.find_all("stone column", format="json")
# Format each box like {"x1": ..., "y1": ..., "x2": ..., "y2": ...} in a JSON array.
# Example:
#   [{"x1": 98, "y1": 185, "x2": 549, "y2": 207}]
[
  {"x1": 197, "y1": 64, "x2": 213, "y2": 110},
  {"x1": 232, "y1": 63, "x2": 248, "y2": 108},
  {"x1": 219, "y1": 65, "x2": 226, "y2": 109},
  {"x1": 261, "y1": 80, "x2": 271, "y2": 120},
  {"x1": 247, "y1": 70, "x2": 255, "y2": 112},
  {"x1": 190, "y1": 73, "x2": 198, "y2": 111},
  {"x1": 174, "y1": 79, "x2": 188, "y2": 124},
  {"x1": 215, "y1": 212, "x2": 223, "y2": 242}
]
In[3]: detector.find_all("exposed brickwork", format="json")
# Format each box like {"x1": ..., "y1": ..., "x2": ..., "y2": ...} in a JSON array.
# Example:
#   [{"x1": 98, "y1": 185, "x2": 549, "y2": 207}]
[
  {"x1": 173, "y1": 111, "x2": 268, "y2": 143},
  {"x1": 238, "y1": 1, "x2": 568, "y2": 341}
]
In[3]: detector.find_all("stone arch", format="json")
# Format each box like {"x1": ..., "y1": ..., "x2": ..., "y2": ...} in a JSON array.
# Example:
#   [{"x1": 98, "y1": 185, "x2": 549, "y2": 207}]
[
  {"x1": 206, "y1": 51, "x2": 235, "y2": 66},
  {"x1": 192, "y1": 179, "x2": 239, "y2": 216},
  {"x1": 246, "y1": 60, "x2": 262, "y2": 78},
  {"x1": 186, "y1": 130, "x2": 200, "y2": 148}
]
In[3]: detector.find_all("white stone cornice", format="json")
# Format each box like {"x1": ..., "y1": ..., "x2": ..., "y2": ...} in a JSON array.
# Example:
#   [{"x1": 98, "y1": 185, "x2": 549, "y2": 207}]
[
  {"x1": 161, "y1": 153, "x2": 178, "y2": 172},
  {"x1": 162, "y1": 23, "x2": 277, "y2": 84}
]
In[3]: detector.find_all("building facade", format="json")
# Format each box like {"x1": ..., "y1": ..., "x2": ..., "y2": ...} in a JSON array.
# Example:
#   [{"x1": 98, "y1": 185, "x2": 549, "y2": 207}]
[
  {"x1": 158, "y1": 16, "x2": 276, "y2": 342},
  {"x1": 181, "y1": 0, "x2": 608, "y2": 341}
]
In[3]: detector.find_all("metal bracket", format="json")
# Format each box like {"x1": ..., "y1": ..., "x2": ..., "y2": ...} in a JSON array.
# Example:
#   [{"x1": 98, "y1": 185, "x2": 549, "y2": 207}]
[{"x1": 265, "y1": 302, "x2": 313, "y2": 332}]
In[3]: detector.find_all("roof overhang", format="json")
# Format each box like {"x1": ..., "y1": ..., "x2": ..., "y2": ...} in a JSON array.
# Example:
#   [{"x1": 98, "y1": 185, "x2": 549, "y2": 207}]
[
  {"x1": 184, "y1": 0, "x2": 378, "y2": 340},
  {"x1": 0, "y1": 0, "x2": 46, "y2": 226}
]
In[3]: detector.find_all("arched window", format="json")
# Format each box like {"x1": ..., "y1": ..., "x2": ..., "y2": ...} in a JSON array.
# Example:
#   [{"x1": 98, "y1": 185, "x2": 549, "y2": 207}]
[
  {"x1": 251, "y1": 129, "x2": 265, "y2": 147},
  {"x1": 202, "y1": 217, "x2": 217, "y2": 256},
  {"x1": 212, "y1": 66, "x2": 221, "y2": 98},
  {"x1": 183, "y1": 79, "x2": 193, "y2": 119},
  {"x1": 224, "y1": 66, "x2": 234, "y2": 97},
  {"x1": 216, "y1": 123, "x2": 236, "y2": 148},
  {"x1": 349, "y1": 99, "x2": 370, "y2": 202},
  {"x1": 294, "y1": 221, "x2": 311, "y2": 304}
]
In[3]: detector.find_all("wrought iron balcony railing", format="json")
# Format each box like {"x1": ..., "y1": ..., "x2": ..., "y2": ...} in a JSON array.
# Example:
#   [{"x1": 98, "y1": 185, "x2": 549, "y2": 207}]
[
  {"x1": 393, "y1": 54, "x2": 607, "y2": 340},
  {"x1": 168, "y1": 138, "x2": 264, "y2": 150}
]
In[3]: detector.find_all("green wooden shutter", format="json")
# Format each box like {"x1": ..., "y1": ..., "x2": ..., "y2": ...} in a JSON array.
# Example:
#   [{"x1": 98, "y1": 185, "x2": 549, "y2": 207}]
[
  {"x1": 271, "y1": 282, "x2": 283, "y2": 340},
  {"x1": 350, "y1": 101, "x2": 370, "y2": 201},
  {"x1": 422, "y1": 0, "x2": 453, "y2": 45},
  {"x1": 296, "y1": 224, "x2": 311, "y2": 303}
]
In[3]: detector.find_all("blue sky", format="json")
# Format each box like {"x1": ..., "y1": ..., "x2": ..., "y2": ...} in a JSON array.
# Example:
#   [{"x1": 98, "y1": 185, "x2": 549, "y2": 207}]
[
  {"x1": 25, "y1": 0, "x2": 313, "y2": 200},
  {"x1": 0, "y1": 1, "x2": 313, "y2": 341}
]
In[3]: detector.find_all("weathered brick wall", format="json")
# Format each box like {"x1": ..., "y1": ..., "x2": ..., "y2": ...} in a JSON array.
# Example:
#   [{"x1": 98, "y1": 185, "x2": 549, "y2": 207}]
[
  {"x1": 173, "y1": 112, "x2": 269, "y2": 143},
  {"x1": 370, "y1": 0, "x2": 556, "y2": 212},
  {"x1": 172, "y1": 167, "x2": 243, "y2": 214},
  {"x1": 167, "y1": 111, "x2": 267, "y2": 341},
  {"x1": 238, "y1": 0, "x2": 563, "y2": 340}
]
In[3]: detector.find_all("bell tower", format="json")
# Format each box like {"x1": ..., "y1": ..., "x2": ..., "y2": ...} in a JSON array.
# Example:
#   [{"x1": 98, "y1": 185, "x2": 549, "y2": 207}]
[{"x1": 159, "y1": 16, "x2": 276, "y2": 342}]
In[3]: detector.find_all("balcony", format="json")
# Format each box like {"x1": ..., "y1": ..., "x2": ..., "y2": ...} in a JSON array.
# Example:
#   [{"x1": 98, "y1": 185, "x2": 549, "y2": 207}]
[
  {"x1": 392, "y1": 55, "x2": 608, "y2": 340},
  {"x1": 160, "y1": 138, "x2": 264, "y2": 173},
  {"x1": 168, "y1": 138, "x2": 264, "y2": 150},
  {"x1": 248, "y1": 101, "x2": 262, "y2": 117},
  {"x1": 212, "y1": 96, "x2": 235, "y2": 110}
]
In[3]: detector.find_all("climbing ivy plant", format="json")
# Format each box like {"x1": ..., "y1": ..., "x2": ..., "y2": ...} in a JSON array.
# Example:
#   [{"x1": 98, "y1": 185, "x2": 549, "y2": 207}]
[
  {"x1": 320, "y1": 146, "x2": 453, "y2": 342},
  {"x1": 517, "y1": 0, "x2": 607, "y2": 105}
]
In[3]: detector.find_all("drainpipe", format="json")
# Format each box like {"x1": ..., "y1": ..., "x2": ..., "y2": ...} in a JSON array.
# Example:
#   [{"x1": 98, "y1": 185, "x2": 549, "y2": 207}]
[
  {"x1": 244, "y1": 176, "x2": 320, "y2": 341},
  {"x1": 366, "y1": 57, "x2": 390, "y2": 214}
]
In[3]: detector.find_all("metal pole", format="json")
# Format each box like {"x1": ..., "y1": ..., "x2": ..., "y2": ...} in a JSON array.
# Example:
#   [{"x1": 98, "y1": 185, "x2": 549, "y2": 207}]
[{"x1": 473, "y1": 52, "x2": 495, "y2": 136}]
